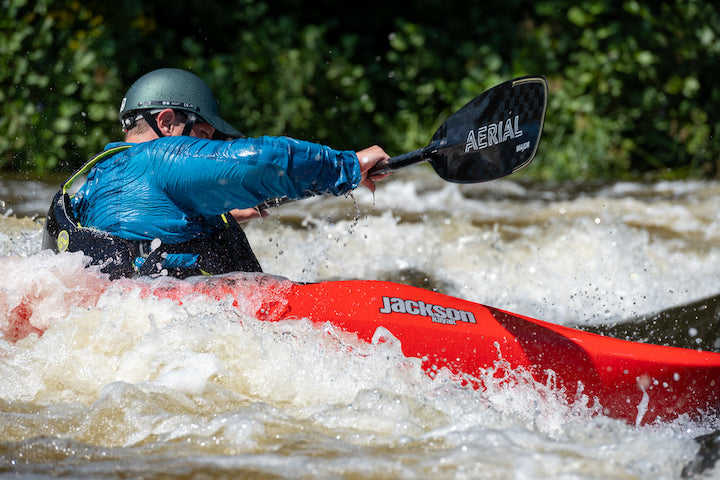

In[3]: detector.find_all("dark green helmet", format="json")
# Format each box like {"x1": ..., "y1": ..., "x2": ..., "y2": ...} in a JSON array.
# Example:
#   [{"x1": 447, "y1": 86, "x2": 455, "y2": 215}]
[{"x1": 119, "y1": 68, "x2": 242, "y2": 138}]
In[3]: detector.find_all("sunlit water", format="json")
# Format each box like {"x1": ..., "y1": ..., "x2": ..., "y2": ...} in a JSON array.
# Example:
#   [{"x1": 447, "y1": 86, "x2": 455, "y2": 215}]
[{"x1": 2, "y1": 168, "x2": 720, "y2": 479}]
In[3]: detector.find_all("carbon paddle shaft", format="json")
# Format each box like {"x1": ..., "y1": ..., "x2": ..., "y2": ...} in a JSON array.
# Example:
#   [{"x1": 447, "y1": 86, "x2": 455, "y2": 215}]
[{"x1": 368, "y1": 146, "x2": 436, "y2": 176}]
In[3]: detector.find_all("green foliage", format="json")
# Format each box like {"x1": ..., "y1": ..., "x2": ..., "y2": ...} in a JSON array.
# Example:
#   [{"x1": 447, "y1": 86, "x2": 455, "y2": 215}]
[
  {"x1": 2, "y1": 0, "x2": 719, "y2": 180},
  {"x1": 1, "y1": 0, "x2": 121, "y2": 172},
  {"x1": 525, "y1": 0, "x2": 720, "y2": 180}
]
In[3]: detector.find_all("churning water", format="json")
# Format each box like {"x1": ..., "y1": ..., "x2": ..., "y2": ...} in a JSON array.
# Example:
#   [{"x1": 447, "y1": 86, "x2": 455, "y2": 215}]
[{"x1": 2, "y1": 168, "x2": 720, "y2": 479}]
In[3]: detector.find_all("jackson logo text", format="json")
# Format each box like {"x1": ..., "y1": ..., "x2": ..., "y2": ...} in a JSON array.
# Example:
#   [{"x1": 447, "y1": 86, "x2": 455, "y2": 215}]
[{"x1": 379, "y1": 296, "x2": 476, "y2": 325}]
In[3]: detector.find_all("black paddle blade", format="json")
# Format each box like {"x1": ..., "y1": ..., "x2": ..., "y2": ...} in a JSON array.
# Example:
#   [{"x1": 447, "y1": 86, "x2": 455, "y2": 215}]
[{"x1": 427, "y1": 76, "x2": 547, "y2": 183}]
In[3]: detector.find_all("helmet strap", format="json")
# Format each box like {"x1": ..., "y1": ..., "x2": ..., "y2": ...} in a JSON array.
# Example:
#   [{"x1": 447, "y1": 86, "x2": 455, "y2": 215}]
[
  {"x1": 140, "y1": 110, "x2": 165, "y2": 138},
  {"x1": 181, "y1": 112, "x2": 197, "y2": 136}
]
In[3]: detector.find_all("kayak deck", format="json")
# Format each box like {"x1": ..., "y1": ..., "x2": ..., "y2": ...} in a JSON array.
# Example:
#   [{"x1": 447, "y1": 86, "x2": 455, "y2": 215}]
[{"x1": 151, "y1": 276, "x2": 720, "y2": 425}]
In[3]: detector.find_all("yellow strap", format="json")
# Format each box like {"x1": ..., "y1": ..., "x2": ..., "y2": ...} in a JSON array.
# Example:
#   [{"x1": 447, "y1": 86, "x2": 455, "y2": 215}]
[{"x1": 63, "y1": 145, "x2": 133, "y2": 194}]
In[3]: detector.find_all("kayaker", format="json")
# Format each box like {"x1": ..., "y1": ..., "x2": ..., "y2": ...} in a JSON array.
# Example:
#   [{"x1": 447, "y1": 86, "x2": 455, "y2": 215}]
[{"x1": 42, "y1": 68, "x2": 390, "y2": 279}]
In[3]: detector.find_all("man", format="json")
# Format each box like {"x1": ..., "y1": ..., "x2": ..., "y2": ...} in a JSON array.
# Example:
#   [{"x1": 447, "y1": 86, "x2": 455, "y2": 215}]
[{"x1": 42, "y1": 68, "x2": 390, "y2": 279}]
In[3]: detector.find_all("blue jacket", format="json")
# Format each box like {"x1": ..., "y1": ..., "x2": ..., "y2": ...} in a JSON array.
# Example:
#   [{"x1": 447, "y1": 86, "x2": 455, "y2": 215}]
[{"x1": 71, "y1": 135, "x2": 361, "y2": 243}]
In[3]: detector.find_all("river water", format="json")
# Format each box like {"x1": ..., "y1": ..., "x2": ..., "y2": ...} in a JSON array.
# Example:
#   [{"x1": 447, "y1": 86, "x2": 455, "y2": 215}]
[{"x1": 2, "y1": 168, "x2": 720, "y2": 479}]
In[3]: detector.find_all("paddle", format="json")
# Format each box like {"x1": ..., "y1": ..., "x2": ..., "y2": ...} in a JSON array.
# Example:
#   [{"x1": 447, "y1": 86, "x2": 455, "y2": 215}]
[
  {"x1": 370, "y1": 75, "x2": 548, "y2": 181},
  {"x1": 258, "y1": 75, "x2": 548, "y2": 209}
]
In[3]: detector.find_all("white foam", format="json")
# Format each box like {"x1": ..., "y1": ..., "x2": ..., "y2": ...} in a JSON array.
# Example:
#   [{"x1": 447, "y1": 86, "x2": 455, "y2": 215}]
[
  {"x1": 246, "y1": 175, "x2": 720, "y2": 325},
  {"x1": 3, "y1": 177, "x2": 720, "y2": 477}
]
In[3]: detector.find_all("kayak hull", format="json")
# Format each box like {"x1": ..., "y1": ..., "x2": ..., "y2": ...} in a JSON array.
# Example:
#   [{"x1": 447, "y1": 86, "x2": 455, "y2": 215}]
[{"x1": 151, "y1": 276, "x2": 720, "y2": 425}]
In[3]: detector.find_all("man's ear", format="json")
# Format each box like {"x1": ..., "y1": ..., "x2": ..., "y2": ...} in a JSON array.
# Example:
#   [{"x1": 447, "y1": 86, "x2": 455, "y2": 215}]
[{"x1": 155, "y1": 109, "x2": 177, "y2": 136}]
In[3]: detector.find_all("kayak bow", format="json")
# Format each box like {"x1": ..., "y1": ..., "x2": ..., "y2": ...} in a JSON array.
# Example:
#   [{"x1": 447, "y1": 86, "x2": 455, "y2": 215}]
[{"x1": 150, "y1": 275, "x2": 720, "y2": 426}]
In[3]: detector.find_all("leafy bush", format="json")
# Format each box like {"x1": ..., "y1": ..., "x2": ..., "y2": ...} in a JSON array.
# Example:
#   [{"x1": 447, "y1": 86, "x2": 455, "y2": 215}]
[
  {"x1": 1, "y1": 0, "x2": 121, "y2": 172},
  {"x1": 2, "y1": 0, "x2": 718, "y2": 180},
  {"x1": 526, "y1": 0, "x2": 720, "y2": 180}
]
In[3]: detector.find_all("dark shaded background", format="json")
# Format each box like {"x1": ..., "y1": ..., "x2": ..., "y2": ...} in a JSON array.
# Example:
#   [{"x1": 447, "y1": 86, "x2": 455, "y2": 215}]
[{"x1": 3, "y1": 0, "x2": 718, "y2": 180}]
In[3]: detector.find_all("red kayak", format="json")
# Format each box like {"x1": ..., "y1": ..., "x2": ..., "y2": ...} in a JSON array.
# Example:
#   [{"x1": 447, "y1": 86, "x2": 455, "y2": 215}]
[{"x1": 148, "y1": 275, "x2": 720, "y2": 426}]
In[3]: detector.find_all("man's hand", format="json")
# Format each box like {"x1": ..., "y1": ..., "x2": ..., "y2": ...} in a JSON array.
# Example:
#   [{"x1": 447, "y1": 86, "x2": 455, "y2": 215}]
[
  {"x1": 230, "y1": 207, "x2": 269, "y2": 223},
  {"x1": 356, "y1": 145, "x2": 391, "y2": 192}
]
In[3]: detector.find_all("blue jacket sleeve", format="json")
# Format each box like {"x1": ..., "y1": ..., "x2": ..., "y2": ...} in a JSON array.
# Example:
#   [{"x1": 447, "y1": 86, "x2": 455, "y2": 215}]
[{"x1": 141, "y1": 136, "x2": 361, "y2": 217}]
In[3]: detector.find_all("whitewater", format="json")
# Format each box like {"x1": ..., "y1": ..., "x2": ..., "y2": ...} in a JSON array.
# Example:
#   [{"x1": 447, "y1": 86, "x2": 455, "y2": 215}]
[{"x1": 2, "y1": 168, "x2": 720, "y2": 479}]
